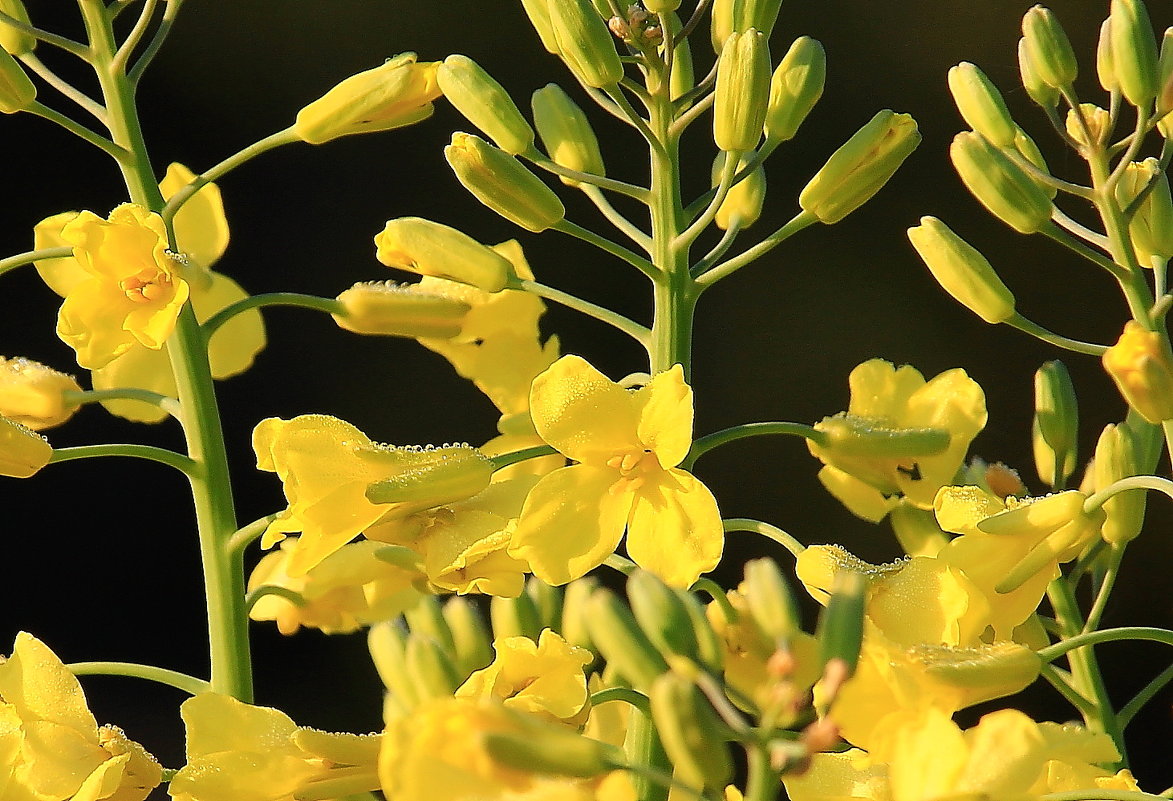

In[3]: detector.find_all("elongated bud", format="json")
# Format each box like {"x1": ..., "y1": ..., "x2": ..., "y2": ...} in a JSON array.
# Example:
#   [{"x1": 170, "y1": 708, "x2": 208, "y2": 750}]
[
  {"x1": 526, "y1": 576, "x2": 564, "y2": 633},
  {"x1": 713, "y1": 154, "x2": 766, "y2": 229},
  {"x1": 586, "y1": 588, "x2": 669, "y2": 688},
  {"x1": 0, "y1": 45, "x2": 33, "y2": 113},
  {"x1": 948, "y1": 62, "x2": 1017, "y2": 148},
  {"x1": 333, "y1": 281, "x2": 470, "y2": 338},
  {"x1": 443, "y1": 597, "x2": 494, "y2": 676},
  {"x1": 405, "y1": 595, "x2": 457, "y2": 655},
  {"x1": 681, "y1": 591, "x2": 724, "y2": 675},
  {"x1": 437, "y1": 56, "x2": 534, "y2": 156},
  {"x1": 737, "y1": 0, "x2": 784, "y2": 40},
  {"x1": 375, "y1": 217, "x2": 513, "y2": 292},
  {"x1": 1094, "y1": 424, "x2": 1147, "y2": 545},
  {"x1": 549, "y1": 0, "x2": 623, "y2": 88},
  {"x1": 1098, "y1": 19, "x2": 1119, "y2": 92},
  {"x1": 649, "y1": 673, "x2": 733, "y2": 791},
  {"x1": 405, "y1": 634, "x2": 462, "y2": 700},
  {"x1": 912, "y1": 641, "x2": 1042, "y2": 703},
  {"x1": 799, "y1": 110, "x2": 921, "y2": 224},
  {"x1": 0, "y1": 0, "x2": 34, "y2": 55},
  {"x1": 742, "y1": 558, "x2": 800, "y2": 644},
  {"x1": 815, "y1": 414, "x2": 950, "y2": 457},
  {"x1": 710, "y1": 0, "x2": 735, "y2": 53},
  {"x1": 532, "y1": 84, "x2": 606, "y2": 185},
  {"x1": 369, "y1": 622, "x2": 421, "y2": 708},
  {"x1": 950, "y1": 131, "x2": 1053, "y2": 234},
  {"x1": 1021, "y1": 6, "x2": 1078, "y2": 88},
  {"x1": 484, "y1": 728, "x2": 622, "y2": 778},
  {"x1": 1012, "y1": 127, "x2": 1057, "y2": 199},
  {"x1": 560, "y1": 577, "x2": 599, "y2": 653},
  {"x1": 0, "y1": 415, "x2": 50, "y2": 478},
  {"x1": 1033, "y1": 360, "x2": 1078, "y2": 488},
  {"x1": 714, "y1": 29, "x2": 770, "y2": 152},
  {"x1": 365, "y1": 444, "x2": 493, "y2": 505},
  {"x1": 490, "y1": 590, "x2": 541, "y2": 640},
  {"x1": 519, "y1": 0, "x2": 560, "y2": 53},
  {"x1": 445, "y1": 132, "x2": 566, "y2": 232},
  {"x1": 628, "y1": 570, "x2": 701, "y2": 665},
  {"x1": 1103, "y1": 321, "x2": 1173, "y2": 423},
  {"x1": 1160, "y1": 29, "x2": 1173, "y2": 134},
  {"x1": 1110, "y1": 0, "x2": 1160, "y2": 107},
  {"x1": 1116, "y1": 159, "x2": 1173, "y2": 263},
  {"x1": 668, "y1": 13, "x2": 695, "y2": 100},
  {"x1": 908, "y1": 216, "x2": 1016, "y2": 324},
  {"x1": 294, "y1": 53, "x2": 440, "y2": 144},
  {"x1": 1018, "y1": 37, "x2": 1059, "y2": 108},
  {"x1": 815, "y1": 570, "x2": 866, "y2": 677},
  {"x1": 765, "y1": 36, "x2": 826, "y2": 143},
  {"x1": 0, "y1": 357, "x2": 81, "y2": 431}
]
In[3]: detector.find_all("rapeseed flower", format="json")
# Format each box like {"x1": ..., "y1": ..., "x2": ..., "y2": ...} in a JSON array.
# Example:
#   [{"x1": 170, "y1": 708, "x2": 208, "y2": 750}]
[
  {"x1": 0, "y1": 356, "x2": 81, "y2": 430},
  {"x1": 0, "y1": 414, "x2": 52, "y2": 477}
]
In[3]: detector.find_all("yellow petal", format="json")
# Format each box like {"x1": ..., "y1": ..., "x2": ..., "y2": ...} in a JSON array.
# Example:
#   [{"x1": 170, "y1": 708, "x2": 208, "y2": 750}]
[
  {"x1": 33, "y1": 211, "x2": 85, "y2": 297},
  {"x1": 848, "y1": 359, "x2": 926, "y2": 420},
  {"x1": 818, "y1": 465, "x2": 900, "y2": 523},
  {"x1": 197, "y1": 272, "x2": 266, "y2": 379},
  {"x1": 633, "y1": 365, "x2": 693, "y2": 469},
  {"x1": 530, "y1": 355, "x2": 641, "y2": 465},
  {"x1": 91, "y1": 346, "x2": 174, "y2": 424},
  {"x1": 625, "y1": 469, "x2": 723, "y2": 587},
  {"x1": 0, "y1": 632, "x2": 97, "y2": 739},
  {"x1": 782, "y1": 750, "x2": 888, "y2": 801},
  {"x1": 57, "y1": 278, "x2": 138, "y2": 369},
  {"x1": 160, "y1": 162, "x2": 229, "y2": 271}
]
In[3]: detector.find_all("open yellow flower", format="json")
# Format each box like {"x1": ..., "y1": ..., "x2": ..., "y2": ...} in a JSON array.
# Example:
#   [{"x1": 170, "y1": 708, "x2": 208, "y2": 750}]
[{"x1": 509, "y1": 355, "x2": 723, "y2": 587}]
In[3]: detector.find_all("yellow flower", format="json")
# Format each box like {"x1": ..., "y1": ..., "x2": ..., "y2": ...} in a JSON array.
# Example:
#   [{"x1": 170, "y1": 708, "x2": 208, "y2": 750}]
[
  {"x1": 170, "y1": 693, "x2": 380, "y2": 801},
  {"x1": 0, "y1": 414, "x2": 52, "y2": 478},
  {"x1": 0, "y1": 356, "x2": 81, "y2": 430},
  {"x1": 54, "y1": 203, "x2": 189, "y2": 370},
  {"x1": 509, "y1": 355, "x2": 723, "y2": 587},
  {"x1": 248, "y1": 538, "x2": 426, "y2": 634},
  {"x1": 0, "y1": 632, "x2": 161, "y2": 801},
  {"x1": 1101, "y1": 320, "x2": 1173, "y2": 423},
  {"x1": 810, "y1": 360, "x2": 987, "y2": 515},
  {"x1": 456, "y1": 630, "x2": 593, "y2": 725}
]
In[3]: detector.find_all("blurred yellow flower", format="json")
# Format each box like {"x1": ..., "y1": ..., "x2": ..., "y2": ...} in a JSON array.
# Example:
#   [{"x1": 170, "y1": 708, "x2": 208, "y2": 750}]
[
  {"x1": 0, "y1": 356, "x2": 81, "y2": 430},
  {"x1": 0, "y1": 414, "x2": 52, "y2": 478}
]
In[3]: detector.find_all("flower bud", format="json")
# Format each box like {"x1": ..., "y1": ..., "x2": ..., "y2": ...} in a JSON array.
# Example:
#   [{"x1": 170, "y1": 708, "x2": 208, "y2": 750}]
[
  {"x1": 1110, "y1": 0, "x2": 1160, "y2": 107},
  {"x1": 549, "y1": 0, "x2": 623, "y2": 88},
  {"x1": 912, "y1": 641, "x2": 1042, "y2": 703},
  {"x1": 437, "y1": 55, "x2": 534, "y2": 156},
  {"x1": 560, "y1": 577, "x2": 599, "y2": 654},
  {"x1": 628, "y1": 569, "x2": 701, "y2": 665},
  {"x1": 799, "y1": 110, "x2": 921, "y2": 224},
  {"x1": 490, "y1": 591, "x2": 541, "y2": 641},
  {"x1": 443, "y1": 596, "x2": 494, "y2": 676},
  {"x1": 406, "y1": 633, "x2": 462, "y2": 701},
  {"x1": 1033, "y1": 360, "x2": 1078, "y2": 488},
  {"x1": 1021, "y1": 6, "x2": 1078, "y2": 88},
  {"x1": 710, "y1": 0, "x2": 735, "y2": 53},
  {"x1": 531, "y1": 83, "x2": 606, "y2": 185},
  {"x1": 668, "y1": 13, "x2": 695, "y2": 101},
  {"x1": 644, "y1": 0, "x2": 681, "y2": 11},
  {"x1": 586, "y1": 588, "x2": 668, "y2": 688},
  {"x1": 333, "y1": 281, "x2": 470, "y2": 339},
  {"x1": 1160, "y1": 29, "x2": 1173, "y2": 134},
  {"x1": 764, "y1": 36, "x2": 826, "y2": 143},
  {"x1": 369, "y1": 621, "x2": 421, "y2": 709},
  {"x1": 364, "y1": 444, "x2": 494, "y2": 505},
  {"x1": 815, "y1": 414, "x2": 950, "y2": 458},
  {"x1": 405, "y1": 595, "x2": 457, "y2": 655},
  {"x1": 445, "y1": 132, "x2": 566, "y2": 232},
  {"x1": 0, "y1": 356, "x2": 81, "y2": 430},
  {"x1": 1012, "y1": 127, "x2": 1057, "y2": 199},
  {"x1": 375, "y1": 217, "x2": 513, "y2": 292},
  {"x1": 294, "y1": 53, "x2": 440, "y2": 144},
  {"x1": 526, "y1": 576, "x2": 564, "y2": 633},
  {"x1": 907, "y1": 216, "x2": 1016, "y2": 324},
  {"x1": 950, "y1": 131, "x2": 1053, "y2": 234},
  {"x1": 1116, "y1": 159, "x2": 1173, "y2": 264},
  {"x1": 519, "y1": 0, "x2": 560, "y2": 53},
  {"x1": 0, "y1": 45, "x2": 33, "y2": 113},
  {"x1": 714, "y1": 29, "x2": 770, "y2": 152},
  {"x1": 1102, "y1": 321, "x2": 1173, "y2": 423},
  {"x1": 682, "y1": 591, "x2": 724, "y2": 676},
  {"x1": 1098, "y1": 19, "x2": 1119, "y2": 92},
  {"x1": 736, "y1": 0, "x2": 784, "y2": 40},
  {"x1": 1018, "y1": 37, "x2": 1060, "y2": 108},
  {"x1": 649, "y1": 673, "x2": 733, "y2": 791},
  {"x1": 948, "y1": 62, "x2": 1017, "y2": 148},
  {"x1": 1065, "y1": 103, "x2": 1111, "y2": 149},
  {"x1": 713, "y1": 153, "x2": 765, "y2": 229},
  {"x1": 742, "y1": 558, "x2": 800, "y2": 644},
  {"x1": 0, "y1": 415, "x2": 51, "y2": 478},
  {"x1": 1093, "y1": 424, "x2": 1148, "y2": 545},
  {"x1": 0, "y1": 0, "x2": 35, "y2": 56},
  {"x1": 483, "y1": 727, "x2": 622, "y2": 778},
  {"x1": 815, "y1": 570, "x2": 866, "y2": 677}
]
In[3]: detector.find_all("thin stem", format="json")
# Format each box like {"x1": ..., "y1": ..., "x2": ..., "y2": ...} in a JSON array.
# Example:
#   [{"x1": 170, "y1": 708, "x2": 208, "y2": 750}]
[
  {"x1": 684, "y1": 142, "x2": 778, "y2": 219},
  {"x1": 110, "y1": 0, "x2": 159, "y2": 73},
  {"x1": 668, "y1": 90, "x2": 714, "y2": 139},
  {"x1": 1084, "y1": 475, "x2": 1173, "y2": 512},
  {"x1": 1001, "y1": 148, "x2": 1094, "y2": 200},
  {"x1": 244, "y1": 585, "x2": 306, "y2": 614},
  {"x1": 1038, "y1": 627, "x2": 1173, "y2": 662},
  {"x1": 674, "y1": 0, "x2": 712, "y2": 46},
  {"x1": 526, "y1": 151, "x2": 650, "y2": 202},
  {"x1": 692, "y1": 577, "x2": 738, "y2": 622},
  {"x1": 744, "y1": 745, "x2": 781, "y2": 801},
  {"x1": 723, "y1": 518, "x2": 805, "y2": 557},
  {"x1": 604, "y1": 553, "x2": 638, "y2": 576},
  {"x1": 127, "y1": 0, "x2": 185, "y2": 84},
  {"x1": 201, "y1": 292, "x2": 342, "y2": 338},
  {"x1": 226, "y1": 513, "x2": 280, "y2": 556},
  {"x1": 686, "y1": 421, "x2": 825, "y2": 467},
  {"x1": 1039, "y1": 221, "x2": 1127, "y2": 281},
  {"x1": 1003, "y1": 313, "x2": 1108, "y2": 356},
  {"x1": 49, "y1": 444, "x2": 197, "y2": 476},
  {"x1": 1107, "y1": 108, "x2": 1151, "y2": 189},
  {"x1": 514, "y1": 278, "x2": 651, "y2": 347},
  {"x1": 619, "y1": 76, "x2": 654, "y2": 111},
  {"x1": 690, "y1": 221, "x2": 741, "y2": 278},
  {"x1": 0, "y1": 11, "x2": 90, "y2": 58},
  {"x1": 19, "y1": 54, "x2": 108, "y2": 123},
  {"x1": 1119, "y1": 661, "x2": 1173, "y2": 728},
  {"x1": 591, "y1": 686, "x2": 652, "y2": 715},
  {"x1": 551, "y1": 219, "x2": 659, "y2": 279},
  {"x1": 675, "y1": 149, "x2": 739, "y2": 249},
  {"x1": 25, "y1": 101, "x2": 126, "y2": 160},
  {"x1": 581, "y1": 185, "x2": 653, "y2": 250},
  {"x1": 1051, "y1": 206, "x2": 1111, "y2": 252},
  {"x1": 1082, "y1": 545, "x2": 1124, "y2": 633},
  {"x1": 605, "y1": 85, "x2": 664, "y2": 155},
  {"x1": 69, "y1": 661, "x2": 210, "y2": 695},
  {"x1": 488, "y1": 444, "x2": 560, "y2": 472},
  {"x1": 0, "y1": 246, "x2": 72, "y2": 278},
  {"x1": 1039, "y1": 663, "x2": 1100, "y2": 719},
  {"x1": 694, "y1": 210, "x2": 818, "y2": 289},
  {"x1": 64, "y1": 388, "x2": 181, "y2": 419}
]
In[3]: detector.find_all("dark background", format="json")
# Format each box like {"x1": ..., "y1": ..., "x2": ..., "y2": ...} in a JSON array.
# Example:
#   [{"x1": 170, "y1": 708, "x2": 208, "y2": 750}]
[{"x1": 3, "y1": 0, "x2": 1173, "y2": 790}]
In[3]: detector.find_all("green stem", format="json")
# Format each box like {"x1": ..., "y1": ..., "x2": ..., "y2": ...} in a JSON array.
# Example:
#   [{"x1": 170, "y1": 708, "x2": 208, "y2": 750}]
[
  {"x1": 1003, "y1": 313, "x2": 1108, "y2": 356},
  {"x1": 201, "y1": 292, "x2": 342, "y2": 337},
  {"x1": 591, "y1": 686, "x2": 652, "y2": 714},
  {"x1": 64, "y1": 388, "x2": 181, "y2": 418},
  {"x1": 127, "y1": 0, "x2": 185, "y2": 83},
  {"x1": 723, "y1": 518, "x2": 805, "y2": 557},
  {"x1": 1084, "y1": 475, "x2": 1173, "y2": 511},
  {"x1": 1038, "y1": 626, "x2": 1173, "y2": 662},
  {"x1": 1051, "y1": 206, "x2": 1111, "y2": 251},
  {"x1": 686, "y1": 421, "x2": 826, "y2": 468},
  {"x1": 552, "y1": 220, "x2": 659, "y2": 280},
  {"x1": 514, "y1": 279, "x2": 651, "y2": 347},
  {"x1": 1119, "y1": 661, "x2": 1173, "y2": 728},
  {"x1": 69, "y1": 661, "x2": 211, "y2": 695},
  {"x1": 1039, "y1": 222, "x2": 1128, "y2": 282},
  {"x1": 0, "y1": 11, "x2": 89, "y2": 58},
  {"x1": 488, "y1": 444, "x2": 560, "y2": 472},
  {"x1": 227, "y1": 513, "x2": 280, "y2": 556},
  {"x1": 1040, "y1": 663, "x2": 1098, "y2": 719},
  {"x1": 244, "y1": 585, "x2": 307, "y2": 614},
  {"x1": 744, "y1": 744, "x2": 780, "y2": 801},
  {"x1": 604, "y1": 553, "x2": 638, "y2": 575},
  {"x1": 0, "y1": 246, "x2": 72, "y2": 278},
  {"x1": 110, "y1": 0, "x2": 159, "y2": 73},
  {"x1": 674, "y1": 149, "x2": 739, "y2": 249},
  {"x1": 49, "y1": 444, "x2": 197, "y2": 476},
  {"x1": 581, "y1": 184, "x2": 653, "y2": 250},
  {"x1": 19, "y1": 53, "x2": 108, "y2": 123},
  {"x1": 690, "y1": 221, "x2": 741, "y2": 278},
  {"x1": 26, "y1": 101, "x2": 125, "y2": 159},
  {"x1": 1083, "y1": 545, "x2": 1124, "y2": 633},
  {"x1": 692, "y1": 577, "x2": 738, "y2": 621},
  {"x1": 526, "y1": 151, "x2": 650, "y2": 202},
  {"x1": 693, "y1": 210, "x2": 817, "y2": 289}
]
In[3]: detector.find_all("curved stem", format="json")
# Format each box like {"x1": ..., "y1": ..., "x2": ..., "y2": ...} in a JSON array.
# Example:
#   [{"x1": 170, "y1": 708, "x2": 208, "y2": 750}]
[
  {"x1": 488, "y1": 444, "x2": 560, "y2": 472},
  {"x1": 0, "y1": 246, "x2": 72, "y2": 278},
  {"x1": 1038, "y1": 221, "x2": 1127, "y2": 282},
  {"x1": 723, "y1": 518, "x2": 805, "y2": 557},
  {"x1": 1003, "y1": 313, "x2": 1108, "y2": 356},
  {"x1": 690, "y1": 221, "x2": 741, "y2": 278},
  {"x1": 244, "y1": 584, "x2": 306, "y2": 615},
  {"x1": 692, "y1": 577, "x2": 738, "y2": 622},
  {"x1": 201, "y1": 292, "x2": 342, "y2": 338},
  {"x1": 64, "y1": 387, "x2": 181, "y2": 419},
  {"x1": 1082, "y1": 545, "x2": 1124, "y2": 634},
  {"x1": 110, "y1": 0, "x2": 159, "y2": 73},
  {"x1": 1002, "y1": 148, "x2": 1093, "y2": 199},
  {"x1": 526, "y1": 151, "x2": 649, "y2": 202},
  {"x1": 49, "y1": 443, "x2": 197, "y2": 476},
  {"x1": 1038, "y1": 626, "x2": 1173, "y2": 663},
  {"x1": 675, "y1": 149, "x2": 739, "y2": 249},
  {"x1": 0, "y1": 11, "x2": 89, "y2": 58},
  {"x1": 581, "y1": 185, "x2": 653, "y2": 250},
  {"x1": 673, "y1": 0, "x2": 711, "y2": 46},
  {"x1": 694, "y1": 210, "x2": 817, "y2": 289},
  {"x1": 1040, "y1": 663, "x2": 1097, "y2": 718},
  {"x1": 1051, "y1": 206, "x2": 1111, "y2": 251},
  {"x1": 69, "y1": 661, "x2": 210, "y2": 695},
  {"x1": 591, "y1": 686, "x2": 652, "y2": 715},
  {"x1": 686, "y1": 421, "x2": 825, "y2": 467},
  {"x1": 227, "y1": 513, "x2": 280, "y2": 556},
  {"x1": 1084, "y1": 475, "x2": 1173, "y2": 512},
  {"x1": 19, "y1": 53, "x2": 107, "y2": 123},
  {"x1": 1119, "y1": 661, "x2": 1173, "y2": 728},
  {"x1": 605, "y1": 85, "x2": 664, "y2": 155},
  {"x1": 25, "y1": 101, "x2": 125, "y2": 160},
  {"x1": 667, "y1": 90, "x2": 714, "y2": 139},
  {"x1": 551, "y1": 219, "x2": 659, "y2": 279},
  {"x1": 127, "y1": 0, "x2": 185, "y2": 84},
  {"x1": 514, "y1": 278, "x2": 651, "y2": 347}
]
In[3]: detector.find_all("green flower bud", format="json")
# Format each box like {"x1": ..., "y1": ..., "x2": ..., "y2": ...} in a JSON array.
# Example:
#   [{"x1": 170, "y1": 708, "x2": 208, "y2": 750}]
[
  {"x1": 1159, "y1": 29, "x2": 1173, "y2": 134},
  {"x1": 1011, "y1": 126, "x2": 1057, "y2": 199},
  {"x1": 764, "y1": 36, "x2": 826, "y2": 143},
  {"x1": 519, "y1": 0, "x2": 561, "y2": 53},
  {"x1": 445, "y1": 132, "x2": 566, "y2": 232},
  {"x1": 365, "y1": 444, "x2": 494, "y2": 506},
  {"x1": 405, "y1": 633, "x2": 462, "y2": 700},
  {"x1": 1110, "y1": 0, "x2": 1160, "y2": 107},
  {"x1": 681, "y1": 591, "x2": 724, "y2": 675},
  {"x1": 375, "y1": 216, "x2": 513, "y2": 292},
  {"x1": 1018, "y1": 37, "x2": 1060, "y2": 108},
  {"x1": 714, "y1": 29, "x2": 770, "y2": 152},
  {"x1": 645, "y1": 0, "x2": 681, "y2": 11},
  {"x1": 404, "y1": 595, "x2": 457, "y2": 656},
  {"x1": 738, "y1": 0, "x2": 784, "y2": 40},
  {"x1": 713, "y1": 153, "x2": 766, "y2": 229},
  {"x1": 815, "y1": 413, "x2": 950, "y2": 458},
  {"x1": 0, "y1": 0, "x2": 34, "y2": 56},
  {"x1": 710, "y1": 0, "x2": 735, "y2": 53},
  {"x1": 333, "y1": 281, "x2": 470, "y2": 339},
  {"x1": 549, "y1": 0, "x2": 623, "y2": 88},
  {"x1": 1021, "y1": 6, "x2": 1078, "y2": 88},
  {"x1": 1032, "y1": 360, "x2": 1079, "y2": 488},
  {"x1": 1116, "y1": 159, "x2": 1173, "y2": 263},
  {"x1": 907, "y1": 216, "x2": 1016, "y2": 324},
  {"x1": 532, "y1": 83, "x2": 606, "y2": 186},
  {"x1": 950, "y1": 131, "x2": 1053, "y2": 234},
  {"x1": 586, "y1": 588, "x2": 669, "y2": 688},
  {"x1": 1094, "y1": 423, "x2": 1148, "y2": 545},
  {"x1": 1098, "y1": 19, "x2": 1119, "y2": 92},
  {"x1": 799, "y1": 110, "x2": 921, "y2": 224},
  {"x1": 484, "y1": 727, "x2": 623, "y2": 778},
  {"x1": 437, "y1": 55, "x2": 534, "y2": 156},
  {"x1": 443, "y1": 596, "x2": 494, "y2": 676},
  {"x1": 815, "y1": 570, "x2": 866, "y2": 677},
  {"x1": 628, "y1": 569, "x2": 701, "y2": 665},
  {"x1": 668, "y1": 13, "x2": 695, "y2": 100},
  {"x1": 888, "y1": 503, "x2": 950, "y2": 558},
  {"x1": 490, "y1": 589, "x2": 541, "y2": 641},
  {"x1": 742, "y1": 558, "x2": 800, "y2": 644},
  {"x1": 369, "y1": 622, "x2": 421, "y2": 709},
  {"x1": 0, "y1": 44, "x2": 33, "y2": 113},
  {"x1": 649, "y1": 673, "x2": 733, "y2": 792},
  {"x1": 948, "y1": 62, "x2": 1017, "y2": 148},
  {"x1": 560, "y1": 577, "x2": 599, "y2": 654},
  {"x1": 526, "y1": 575, "x2": 563, "y2": 633}
]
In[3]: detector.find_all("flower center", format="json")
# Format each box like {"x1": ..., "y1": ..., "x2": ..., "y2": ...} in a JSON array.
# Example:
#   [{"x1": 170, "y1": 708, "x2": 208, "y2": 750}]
[
  {"x1": 119, "y1": 267, "x2": 171, "y2": 304},
  {"x1": 605, "y1": 448, "x2": 659, "y2": 494}
]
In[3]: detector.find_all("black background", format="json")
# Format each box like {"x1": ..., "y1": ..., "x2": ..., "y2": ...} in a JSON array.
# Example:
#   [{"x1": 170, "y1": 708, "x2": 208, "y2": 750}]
[{"x1": 3, "y1": 0, "x2": 1173, "y2": 791}]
